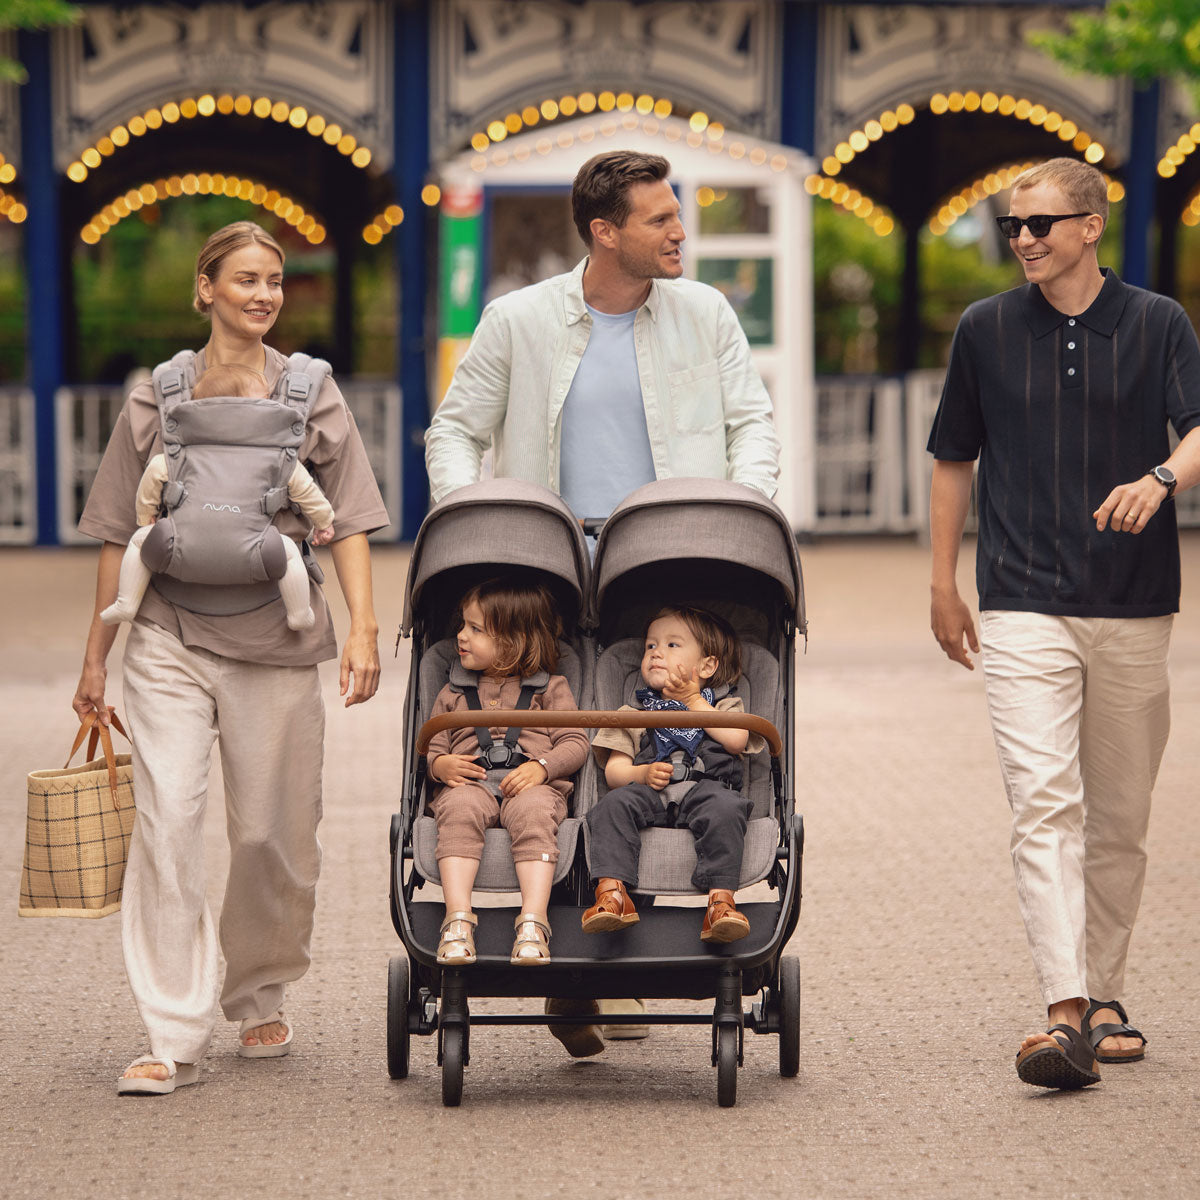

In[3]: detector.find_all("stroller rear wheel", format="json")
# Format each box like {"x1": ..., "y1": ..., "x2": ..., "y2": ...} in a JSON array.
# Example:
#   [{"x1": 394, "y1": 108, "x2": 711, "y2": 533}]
[
  {"x1": 440, "y1": 1024, "x2": 465, "y2": 1107},
  {"x1": 715, "y1": 1023, "x2": 739, "y2": 1108},
  {"x1": 386, "y1": 955, "x2": 410, "y2": 1080},
  {"x1": 778, "y1": 956, "x2": 801, "y2": 1078}
]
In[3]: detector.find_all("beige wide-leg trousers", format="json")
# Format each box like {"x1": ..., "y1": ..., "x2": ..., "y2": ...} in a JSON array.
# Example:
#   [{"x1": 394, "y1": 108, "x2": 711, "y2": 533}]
[
  {"x1": 980, "y1": 611, "x2": 1172, "y2": 1009},
  {"x1": 121, "y1": 621, "x2": 325, "y2": 1063}
]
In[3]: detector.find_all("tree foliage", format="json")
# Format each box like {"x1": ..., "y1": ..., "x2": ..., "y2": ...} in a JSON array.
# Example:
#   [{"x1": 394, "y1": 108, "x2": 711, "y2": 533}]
[
  {"x1": 1030, "y1": 0, "x2": 1200, "y2": 106},
  {"x1": 0, "y1": 0, "x2": 80, "y2": 82}
]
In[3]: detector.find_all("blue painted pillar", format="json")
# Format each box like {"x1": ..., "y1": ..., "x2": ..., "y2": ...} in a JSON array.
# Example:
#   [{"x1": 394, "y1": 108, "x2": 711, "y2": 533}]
[
  {"x1": 18, "y1": 30, "x2": 63, "y2": 545},
  {"x1": 393, "y1": 1, "x2": 431, "y2": 540},
  {"x1": 780, "y1": 2, "x2": 818, "y2": 153},
  {"x1": 1122, "y1": 80, "x2": 1159, "y2": 289}
]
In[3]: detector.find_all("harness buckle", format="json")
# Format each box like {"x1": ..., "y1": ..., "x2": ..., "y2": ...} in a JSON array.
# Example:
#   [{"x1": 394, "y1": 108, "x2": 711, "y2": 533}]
[{"x1": 480, "y1": 744, "x2": 527, "y2": 769}]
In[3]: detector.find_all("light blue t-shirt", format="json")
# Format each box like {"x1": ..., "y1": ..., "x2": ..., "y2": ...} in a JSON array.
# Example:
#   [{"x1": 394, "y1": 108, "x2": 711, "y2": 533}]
[{"x1": 559, "y1": 303, "x2": 657, "y2": 524}]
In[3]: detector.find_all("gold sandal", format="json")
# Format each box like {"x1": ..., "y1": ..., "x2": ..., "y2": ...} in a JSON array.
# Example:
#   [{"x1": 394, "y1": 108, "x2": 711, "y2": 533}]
[
  {"x1": 511, "y1": 912, "x2": 551, "y2": 964},
  {"x1": 437, "y1": 910, "x2": 478, "y2": 965}
]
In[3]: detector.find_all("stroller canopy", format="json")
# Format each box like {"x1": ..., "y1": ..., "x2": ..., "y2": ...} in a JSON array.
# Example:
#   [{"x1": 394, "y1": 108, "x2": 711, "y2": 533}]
[{"x1": 401, "y1": 479, "x2": 591, "y2": 636}]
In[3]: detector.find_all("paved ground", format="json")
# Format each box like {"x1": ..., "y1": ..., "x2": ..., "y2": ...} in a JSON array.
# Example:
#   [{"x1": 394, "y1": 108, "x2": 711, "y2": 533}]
[{"x1": 2, "y1": 537, "x2": 1199, "y2": 1200}]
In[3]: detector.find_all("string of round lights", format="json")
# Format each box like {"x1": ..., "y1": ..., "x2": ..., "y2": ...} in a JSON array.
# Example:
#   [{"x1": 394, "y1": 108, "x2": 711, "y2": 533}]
[
  {"x1": 79, "y1": 174, "x2": 327, "y2": 245},
  {"x1": 1159, "y1": 123, "x2": 1200, "y2": 180},
  {"x1": 803, "y1": 174, "x2": 895, "y2": 238},
  {"x1": 469, "y1": 91, "x2": 677, "y2": 151},
  {"x1": 0, "y1": 189, "x2": 27, "y2": 224},
  {"x1": 1182, "y1": 183, "x2": 1200, "y2": 227},
  {"x1": 65, "y1": 94, "x2": 375, "y2": 184}
]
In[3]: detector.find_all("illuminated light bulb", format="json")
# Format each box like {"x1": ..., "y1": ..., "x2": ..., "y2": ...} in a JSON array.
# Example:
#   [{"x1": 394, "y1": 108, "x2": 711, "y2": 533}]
[
  {"x1": 897, "y1": 104, "x2": 915, "y2": 124},
  {"x1": 559, "y1": 96, "x2": 578, "y2": 117},
  {"x1": 558, "y1": 131, "x2": 574, "y2": 148},
  {"x1": 822, "y1": 157, "x2": 841, "y2": 176},
  {"x1": 964, "y1": 91, "x2": 981, "y2": 112},
  {"x1": 1085, "y1": 142, "x2": 1104, "y2": 163},
  {"x1": 166, "y1": 177, "x2": 182, "y2": 196},
  {"x1": 1074, "y1": 131, "x2": 1092, "y2": 151},
  {"x1": 363, "y1": 224, "x2": 382, "y2": 244},
  {"x1": 880, "y1": 110, "x2": 898, "y2": 132},
  {"x1": 128, "y1": 116, "x2": 147, "y2": 137},
  {"x1": 250, "y1": 185, "x2": 266, "y2": 204},
  {"x1": 82, "y1": 148, "x2": 102, "y2": 168},
  {"x1": 128, "y1": 192, "x2": 144, "y2": 212},
  {"x1": 269, "y1": 101, "x2": 288, "y2": 122},
  {"x1": 307, "y1": 114, "x2": 326, "y2": 137},
  {"x1": 385, "y1": 204, "x2": 404, "y2": 225},
  {"x1": 612, "y1": 93, "x2": 631, "y2": 112},
  {"x1": 113, "y1": 197, "x2": 130, "y2": 217},
  {"x1": 197, "y1": 94, "x2": 216, "y2": 117},
  {"x1": 520, "y1": 105, "x2": 539, "y2": 125},
  {"x1": 819, "y1": 179, "x2": 836, "y2": 199},
  {"x1": 493, "y1": 149, "x2": 509, "y2": 166},
  {"x1": 112, "y1": 125, "x2": 130, "y2": 147},
  {"x1": 598, "y1": 92, "x2": 616, "y2": 112},
  {"x1": 323, "y1": 124, "x2": 342, "y2": 144},
  {"x1": 708, "y1": 121, "x2": 725, "y2": 140},
  {"x1": 217, "y1": 95, "x2": 234, "y2": 115},
  {"x1": 696, "y1": 186, "x2": 715, "y2": 207},
  {"x1": 654, "y1": 98, "x2": 672, "y2": 118},
  {"x1": 843, "y1": 189, "x2": 861, "y2": 209},
  {"x1": 81, "y1": 225, "x2": 101, "y2": 244},
  {"x1": 635, "y1": 94, "x2": 653, "y2": 115},
  {"x1": 97, "y1": 137, "x2": 115, "y2": 156},
  {"x1": 286, "y1": 207, "x2": 303, "y2": 227},
  {"x1": 196, "y1": 174, "x2": 212, "y2": 194},
  {"x1": 308, "y1": 226, "x2": 325, "y2": 244},
  {"x1": 1180, "y1": 135, "x2": 1196, "y2": 154},
  {"x1": 1192, "y1": 122, "x2": 1200, "y2": 141},
  {"x1": 856, "y1": 198, "x2": 873, "y2": 218},
  {"x1": 487, "y1": 120, "x2": 506, "y2": 142},
  {"x1": 1058, "y1": 120, "x2": 1078, "y2": 141},
  {"x1": 947, "y1": 92, "x2": 964, "y2": 112},
  {"x1": 1108, "y1": 181, "x2": 1125, "y2": 202},
  {"x1": 234, "y1": 95, "x2": 252, "y2": 116},
  {"x1": 1185, "y1": 210, "x2": 1199, "y2": 227},
  {"x1": 1029, "y1": 104, "x2": 1047, "y2": 125},
  {"x1": 537, "y1": 99, "x2": 557, "y2": 122},
  {"x1": 949, "y1": 196, "x2": 968, "y2": 216},
  {"x1": 930, "y1": 219, "x2": 946, "y2": 236},
  {"x1": 499, "y1": 112, "x2": 518, "y2": 134},
  {"x1": 835, "y1": 142, "x2": 854, "y2": 163},
  {"x1": 849, "y1": 130, "x2": 869, "y2": 152},
  {"x1": 804, "y1": 175, "x2": 821, "y2": 195},
  {"x1": 337, "y1": 134, "x2": 356, "y2": 155},
  {"x1": 263, "y1": 189, "x2": 280, "y2": 208},
  {"x1": 68, "y1": 162, "x2": 88, "y2": 183},
  {"x1": 7, "y1": 203, "x2": 25, "y2": 222},
  {"x1": 223, "y1": 177, "x2": 239, "y2": 197},
  {"x1": 749, "y1": 147, "x2": 767, "y2": 165},
  {"x1": 1157, "y1": 160, "x2": 1175, "y2": 178},
  {"x1": 352, "y1": 146, "x2": 372, "y2": 167},
  {"x1": 471, "y1": 132, "x2": 489, "y2": 152},
  {"x1": 253, "y1": 97, "x2": 272, "y2": 119},
  {"x1": 930, "y1": 94, "x2": 949, "y2": 115},
  {"x1": 1014, "y1": 99, "x2": 1032, "y2": 120},
  {"x1": 211, "y1": 173, "x2": 225, "y2": 192},
  {"x1": 998, "y1": 95, "x2": 1016, "y2": 115},
  {"x1": 238, "y1": 179, "x2": 253, "y2": 200},
  {"x1": 728, "y1": 142, "x2": 745, "y2": 159},
  {"x1": 298, "y1": 215, "x2": 315, "y2": 235},
  {"x1": 939, "y1": 205, "x2": 954, "y2": 224},
  {"x1": 145, "y1": 108, "x2": 163, "y2": 130},
  {"x1": 1167, "y1": 146, "x2": 1186, "y2": 165},
  {"x1": 831, "y1": 183, "x2": 849, "y2": 204},
  {"x1": 771, "y1": 155, "x2": 788, "y2": 172},
  {"x1": 535, "y1": 136, "x2": 552, "y2": 155},
  {"x1": 162, "y1": 102, "x2": 181, "y2": 122},
  {"x1": 180, "y1": 99, "x2": 198, "y2": 119},
  {"x1": 0, "y1": 165, "x2": 12, "y2": 184},
  {"x1": 865, "y1": 120, "x2": 883, "y2": 140},
  {"x1": 876, "y1": 216, "x2": 894, "y2": 237},
  {"x1": 140, "y1": 183, "x2": 157, "y2": 203},
  {"x1": 274, "y1": 197, "x2": 293, "y2": 218},
  {"x1": 1044, "y1": 112, "x2": 1062, "y2": 132},
  {"x1": 981, "y1": 93, "x2": 999, "y2": 113},
  {"x1": 578, "y1": 93, "x2": 597, "y2": 113},
  {"x1": 285, "y1": 106, "x2": 306, "y2": 129},
  {"x1": 690, "y1": 111, "x2": 709, "y2": 132}
]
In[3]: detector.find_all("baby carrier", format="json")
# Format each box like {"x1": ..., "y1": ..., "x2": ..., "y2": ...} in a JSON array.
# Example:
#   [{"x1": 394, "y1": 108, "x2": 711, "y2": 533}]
[{"x1": 138, "y1": 350, "x2": 329, "y2": 616}]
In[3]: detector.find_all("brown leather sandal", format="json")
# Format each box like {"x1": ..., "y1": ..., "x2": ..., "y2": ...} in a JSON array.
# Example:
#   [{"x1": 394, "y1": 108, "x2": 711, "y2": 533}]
[
  {"x1": 700, "y1": 889, "x2": 750, "y2": 943},
  {"x1": 581, "y1": 878, "x2": 640, "y2": 933}
]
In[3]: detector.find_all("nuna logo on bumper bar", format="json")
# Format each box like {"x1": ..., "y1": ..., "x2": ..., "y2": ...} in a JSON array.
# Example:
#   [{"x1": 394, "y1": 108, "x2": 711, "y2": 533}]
[{"x1": 202, "y1": 502, "x2": 242, "y2": 513}]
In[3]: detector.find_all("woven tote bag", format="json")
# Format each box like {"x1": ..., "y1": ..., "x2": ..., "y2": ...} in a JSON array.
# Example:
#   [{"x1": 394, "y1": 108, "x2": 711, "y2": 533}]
[{"x1": 19, "y1": 710, "x2": 135, "y2": 918}]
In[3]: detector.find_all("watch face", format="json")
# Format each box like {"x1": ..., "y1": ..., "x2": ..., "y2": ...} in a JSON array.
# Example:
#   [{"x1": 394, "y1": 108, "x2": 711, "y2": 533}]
[{"x1": 1156, "y1": 466, "x2": 1176, "y2": 486}]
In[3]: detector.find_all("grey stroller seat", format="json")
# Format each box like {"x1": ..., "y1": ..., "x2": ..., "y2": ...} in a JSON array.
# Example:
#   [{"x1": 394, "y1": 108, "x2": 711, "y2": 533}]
[{"x1": 580, "y1": 636, "x2": 784, "y2": 896}]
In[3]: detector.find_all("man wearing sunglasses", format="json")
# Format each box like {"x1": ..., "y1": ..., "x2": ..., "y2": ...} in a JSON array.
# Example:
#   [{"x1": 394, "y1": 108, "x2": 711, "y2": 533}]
[{"x1": 927, "y1": 158, "x2": 1200, "y2": 1089}]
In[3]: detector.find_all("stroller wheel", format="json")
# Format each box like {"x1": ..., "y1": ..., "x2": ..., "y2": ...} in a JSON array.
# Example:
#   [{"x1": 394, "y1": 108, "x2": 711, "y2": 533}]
[
  {"x1": 778, "y1": 956, "x2": 801, "y2": 1078},
  {"x1": 441, "y1": 1024, "x2": 465, "y2": 1107},
  {"x1": 387, "y1": 955, "x2": 410, "y2": 1080},
  {"x1": 715, "y1": 1024, "x2": 738, "y2": 1108}
]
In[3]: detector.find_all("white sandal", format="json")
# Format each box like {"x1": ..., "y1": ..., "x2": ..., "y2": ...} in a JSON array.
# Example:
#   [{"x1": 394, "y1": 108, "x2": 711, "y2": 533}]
[
  {"x1": 237, "y1": 1010, "x2": 293, "y2": 1058},
  {"x1": 117, "y1": 1055, "x2": 200, "y2": 1095},
  {"x1": 511, "y1": 912, "x2": 551, "y2": 964}
]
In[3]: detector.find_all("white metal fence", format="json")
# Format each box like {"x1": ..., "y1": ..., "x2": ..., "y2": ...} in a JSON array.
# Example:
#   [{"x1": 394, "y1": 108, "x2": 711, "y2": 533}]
[
  {"x1": 53, "y1": 381, "x2": 403, "y2": 545},
  {"x1": 0, "y1": 387, "x2": 35, "y2": 544}
]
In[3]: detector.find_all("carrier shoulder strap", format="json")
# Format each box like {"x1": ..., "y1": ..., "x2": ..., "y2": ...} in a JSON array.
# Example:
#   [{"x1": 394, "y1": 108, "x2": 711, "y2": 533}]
[
  {"x1": 273, "y1": 352, "x2": 331, "y2": 427},
  {"x1": 462, "y1": 683, "x2": 537, "y2": 753},
  {"x1": 150, "y1": 350, "x2": 199, "y2": 508}
]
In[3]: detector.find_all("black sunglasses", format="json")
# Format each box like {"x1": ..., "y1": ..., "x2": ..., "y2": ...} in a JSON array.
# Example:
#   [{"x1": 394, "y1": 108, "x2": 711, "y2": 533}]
[{"x1": 995, "y1": 212, "x2": 1092, "y2": 239}]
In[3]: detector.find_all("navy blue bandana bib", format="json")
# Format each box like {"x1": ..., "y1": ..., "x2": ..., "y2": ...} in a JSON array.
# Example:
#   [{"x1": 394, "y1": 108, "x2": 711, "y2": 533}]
[{"x1": 636, "y1": 687, "x2": 716, "y2": 761}]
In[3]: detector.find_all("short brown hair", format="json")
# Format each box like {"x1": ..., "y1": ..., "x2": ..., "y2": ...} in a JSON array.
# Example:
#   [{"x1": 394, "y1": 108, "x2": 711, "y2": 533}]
[
  {"x1": 571, "y1": 150, "x2": 671, "y2": 245},
  {"x1": 1011, "y1": 157, "x2": 1109, "y2": 229},
  {"x1": 651, "y1": 605, "x2": 742, "y2": 689},
  {"x1": 194, "y1": 221, "x2": 285, "y2": 316},
  {"x1": 193, "y1": 363, "x2": 268, "y2": 399},
  {"x1": 463, "y1": 579, "x2": 561, "y2": 677}
]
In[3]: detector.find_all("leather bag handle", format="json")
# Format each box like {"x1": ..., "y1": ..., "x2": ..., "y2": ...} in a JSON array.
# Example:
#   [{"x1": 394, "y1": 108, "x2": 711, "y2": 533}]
[{"x1": 66, "y1": 709, "x2": 131, "y2": 811}]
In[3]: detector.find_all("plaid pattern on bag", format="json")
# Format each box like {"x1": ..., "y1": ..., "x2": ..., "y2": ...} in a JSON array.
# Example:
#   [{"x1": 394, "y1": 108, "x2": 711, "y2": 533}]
[{"x1": 19, "y1": 712, "x2": 135, "y2": 918}]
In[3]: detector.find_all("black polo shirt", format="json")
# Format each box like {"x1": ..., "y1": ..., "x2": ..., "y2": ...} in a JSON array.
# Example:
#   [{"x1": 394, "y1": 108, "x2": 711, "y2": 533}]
[{"x1": 928, "y1": 270, "x2": 1200, "y2": 617}]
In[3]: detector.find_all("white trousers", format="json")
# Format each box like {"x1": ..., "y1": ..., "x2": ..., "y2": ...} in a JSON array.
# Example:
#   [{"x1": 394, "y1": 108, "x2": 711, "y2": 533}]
[
  {"x1": 121, "y1": 621, "x2": 325, "y2": 1063},
  {"x1": 980, "y1": 611, "x2": 1172, "y2": 1008}
]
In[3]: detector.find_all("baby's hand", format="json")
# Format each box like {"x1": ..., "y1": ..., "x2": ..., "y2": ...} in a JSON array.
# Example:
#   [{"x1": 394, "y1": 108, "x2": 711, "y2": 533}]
[
  {"x1": 661, "y1": 666, "x2": 702, "y2": 705},
  {"x1": 311, "y1": 527, "x2": 334, "y2": 546},
  {"x1": 430, "y1": 754, "x2": 486, "y2": 787},
  {"x1": 643, "y1": 761, "x2": 673, "y2": 791},
  {"x1": 499, "y1": 759, "x2": 548, "y2": 797}
]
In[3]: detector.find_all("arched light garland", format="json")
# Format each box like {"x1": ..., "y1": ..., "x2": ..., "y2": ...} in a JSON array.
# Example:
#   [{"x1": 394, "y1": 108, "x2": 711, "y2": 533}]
[
  {"x1": 65, "y1": 94, "x2": 375, "y2": 184},
  {"x1": 79, "y1": 173, "x2": 327, "y2": 245},
  {"x1": 803, "y1": 174, "x2": 895, "y2": 238},
  {"x1": 0, "y1": 150, "x2": 15, "y2": 187},
  {"x1": 362, "y1": 205, "x2": 404, "y2": 244},
  {"x1": 1182, "y1": 184, "x2": 1200, "y2": 227},
  {"x1": 469, "y1": 91, "x2": 678, "y2": 151},
  {"x1": 819, "y1": 92, "x2": 1107, "y2": 181},
  {"x1": 1159, "y1": 122, "x2": 1200, "y2": 180},
  {"x1": 464, "y1": 111, "x2": 795, "y2": 179},
  {"x1": 928, "y1": 164, "x2": 1126, "y2": 237},
  {"x1": 0, "y1": 189, "x2": 27, "y2": 224}
]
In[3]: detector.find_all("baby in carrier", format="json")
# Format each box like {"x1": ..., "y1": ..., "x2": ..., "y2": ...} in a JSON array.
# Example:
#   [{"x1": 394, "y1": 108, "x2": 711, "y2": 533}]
[
  {"x1": 101, "y1": 363, "x2": 334, "y2": 630},
  {"x1": 425, "y1": 579, "x2": 588, "y2": 966},
  {"x1": 584, "y1": 605, "x2": 766, "y2": 943}
]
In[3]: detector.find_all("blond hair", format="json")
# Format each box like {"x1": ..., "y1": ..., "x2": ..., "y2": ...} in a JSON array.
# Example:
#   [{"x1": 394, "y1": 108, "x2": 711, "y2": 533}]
[
  {"x1": 193, "y1": 363, "x2": 268, "y2": 399},
  {"x1": 193, "y1": 221, "x2": 285, "y2": 316},
  {"x1": 1011, "y1": 158, "x2": 1108, "y2": 229}
]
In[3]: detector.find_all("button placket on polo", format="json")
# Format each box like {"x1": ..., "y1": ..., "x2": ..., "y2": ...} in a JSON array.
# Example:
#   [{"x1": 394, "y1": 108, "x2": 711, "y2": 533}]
[{"x1": 1062, "y1": 319, "x2": 1082, "y2": 388}]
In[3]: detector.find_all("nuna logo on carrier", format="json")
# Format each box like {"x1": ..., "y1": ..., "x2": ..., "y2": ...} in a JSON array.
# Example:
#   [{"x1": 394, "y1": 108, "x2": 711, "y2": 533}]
[{"x1": 202, "y1": 502, "x2": 242, "y2": 513}]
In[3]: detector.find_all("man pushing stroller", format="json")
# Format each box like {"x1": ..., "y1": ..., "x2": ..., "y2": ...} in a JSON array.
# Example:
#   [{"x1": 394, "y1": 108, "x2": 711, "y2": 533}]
[{"x1": 584, "y1": 605, "x2": 765, "y2": 943}]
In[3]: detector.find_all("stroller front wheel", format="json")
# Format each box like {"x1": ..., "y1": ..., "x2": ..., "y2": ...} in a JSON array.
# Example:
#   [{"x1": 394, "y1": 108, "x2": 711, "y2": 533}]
[
  {"x1": 387, "y1": 955, "x2": 410, "y2": 1080},
  {"x1": 441, "y1": 1023, "x2": 465, "y2": 1106},
  {"x1": 715, "y1": 1023, "x2": 738, "y2": 1107}
]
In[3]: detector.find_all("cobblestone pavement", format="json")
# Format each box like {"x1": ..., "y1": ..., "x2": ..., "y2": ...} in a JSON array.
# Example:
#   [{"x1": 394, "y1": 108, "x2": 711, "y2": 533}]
[{"x1": 2, "y1": 538, "x2": 1198, "y2": 1200}]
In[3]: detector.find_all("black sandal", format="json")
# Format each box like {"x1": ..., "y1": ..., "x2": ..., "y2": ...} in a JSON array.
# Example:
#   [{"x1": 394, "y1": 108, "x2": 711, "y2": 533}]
[
  {"x1": 1084, "y1": 999, "x2": 1147, "y2": 1064},
  {"x1": 1015, "y1": 1023, "x2": 1101, "y2": 1090}
]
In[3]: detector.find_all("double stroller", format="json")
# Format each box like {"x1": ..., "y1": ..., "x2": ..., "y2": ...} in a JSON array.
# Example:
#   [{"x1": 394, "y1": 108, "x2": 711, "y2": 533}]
[{"x1": 388, "y1": 477, "x2": 806, "y2": 1106}]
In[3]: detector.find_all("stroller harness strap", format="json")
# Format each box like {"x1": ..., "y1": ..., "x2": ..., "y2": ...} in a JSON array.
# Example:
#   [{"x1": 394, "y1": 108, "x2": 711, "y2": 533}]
[{"x1": 462, "y1": 682, "x2": 538, "y2": 769}]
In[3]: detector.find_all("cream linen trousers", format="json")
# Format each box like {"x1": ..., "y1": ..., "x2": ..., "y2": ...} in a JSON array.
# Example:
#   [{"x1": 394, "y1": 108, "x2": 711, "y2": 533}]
[
  {"x1": 121, "y1": 621, "x2": 324, "y2": 1064},
  {"x1": 979, "y1": 610, "x2": 1172, "y2": 1008}
]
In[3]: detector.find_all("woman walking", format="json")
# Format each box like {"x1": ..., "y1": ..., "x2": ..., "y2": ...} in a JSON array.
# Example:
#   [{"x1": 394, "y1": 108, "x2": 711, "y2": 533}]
[{"x1": 72, "y1": 221, "x2": 389, "y2": 1093}]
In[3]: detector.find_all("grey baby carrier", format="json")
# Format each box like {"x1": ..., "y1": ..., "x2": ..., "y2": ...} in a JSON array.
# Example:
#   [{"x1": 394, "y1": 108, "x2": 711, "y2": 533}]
[{"x1": 139, "y1": 349, "x2": 328, "y2": 616}]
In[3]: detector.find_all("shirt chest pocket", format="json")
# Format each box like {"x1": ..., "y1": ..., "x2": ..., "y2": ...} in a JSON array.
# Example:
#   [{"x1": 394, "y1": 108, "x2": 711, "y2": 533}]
[{"x1": 667, "y1": 360, "x2": 723, "y2": 434}]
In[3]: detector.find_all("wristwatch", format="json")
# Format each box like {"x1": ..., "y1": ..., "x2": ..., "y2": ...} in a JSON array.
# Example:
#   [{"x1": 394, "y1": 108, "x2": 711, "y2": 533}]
[
  {"x1": 1151, "y1": 464, "x2": 1177, "y2": 499},
  {"x1": 536, "y1": 757, "x2": 548, "y2": 771}
]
